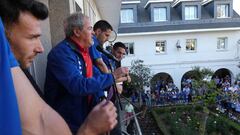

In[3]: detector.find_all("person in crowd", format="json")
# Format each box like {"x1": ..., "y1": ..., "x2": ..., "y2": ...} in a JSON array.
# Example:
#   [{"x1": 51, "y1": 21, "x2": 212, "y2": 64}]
[
  {"x1": 44, "y1": 12, "x2": 129, "y2": 134},
  {"x1": 102, "y1": 41, "x2": 130, "y2": 90},
  {"x1": 124, "y1": 102, "x2": 134, "y2": 126},
  {"x1": 105, "y1": 42, "x2": 132, "y2": 134},
  {"x1": 235, "y1": 100, "x2": 240, "y2": 113},
  {"x1": 109, "y1": 42, "x2": 129, "y2": 71},
  {"x1": 88, "y1": 20, "x2": 115, "y2": 106},
  {"x1": 146, "y1": 91, "x2": 151, "y2": 107},
  {"x1": 89, "y1": 20, "x2": 113, "y2": 73},
  {"x1": 131, "y1": 92, "x2": 136, "y2": 103},
  {"x1": 2, "y1": 0, "x2": 47, "y2": 99},
  {"x1": 182, "y1": 85, "x2": 191, "y2": 103},
  {"x1": 0, "y1": 0, "x2": 118, "y2": 134}
]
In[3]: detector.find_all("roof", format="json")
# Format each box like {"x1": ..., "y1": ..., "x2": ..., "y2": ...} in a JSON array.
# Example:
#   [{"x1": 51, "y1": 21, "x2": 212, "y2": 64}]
[{"x1": 118, "y1": 0, "x2": 240, "y2": 34}]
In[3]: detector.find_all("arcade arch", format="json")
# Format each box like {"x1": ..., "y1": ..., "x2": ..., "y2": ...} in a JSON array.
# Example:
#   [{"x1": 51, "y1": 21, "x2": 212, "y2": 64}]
[{"x1": 150, "y1": 72, "x2": 174, "y2": 91}]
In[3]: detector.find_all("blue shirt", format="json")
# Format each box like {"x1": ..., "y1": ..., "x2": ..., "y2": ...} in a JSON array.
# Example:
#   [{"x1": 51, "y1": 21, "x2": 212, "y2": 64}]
[
  {"x1": 102, "y1": 53, "x2": 117, "y2": 70},
  {"x1": 89, "y1": 35, "x2": 116, "y2": 70},
  {"x1": 0, "y1": 18, "x2": 22, "y2": 135},
  {"x1": 89, "y1": 35, "x2": 102, "y2": 60}
]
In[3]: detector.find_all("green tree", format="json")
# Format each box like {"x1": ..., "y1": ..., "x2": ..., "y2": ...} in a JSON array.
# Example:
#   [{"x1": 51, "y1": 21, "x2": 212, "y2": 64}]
[
  {"x1": 129, "y1": 59, "x2": 152, "y2": 90},
  {"x1": 190, "y1": 67, "x2": 221, "y2": 107},
  {"x1": 186, "y1": 66, "x2": 213, "y2": 82},
  {"x1": 123, "y1": 59, "x2": 152, "y2": 98}
]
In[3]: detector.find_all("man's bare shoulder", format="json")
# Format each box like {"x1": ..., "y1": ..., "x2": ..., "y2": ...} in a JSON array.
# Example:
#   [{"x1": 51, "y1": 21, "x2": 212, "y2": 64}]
[{"x1": 11, "y1": 67, "x2": 71, "y2": 135}]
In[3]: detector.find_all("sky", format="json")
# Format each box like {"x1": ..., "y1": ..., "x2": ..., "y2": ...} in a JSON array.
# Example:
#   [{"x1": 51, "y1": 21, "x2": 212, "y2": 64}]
[{"x1": 233, "y1": 0, "x2": 240, "y2": 14}]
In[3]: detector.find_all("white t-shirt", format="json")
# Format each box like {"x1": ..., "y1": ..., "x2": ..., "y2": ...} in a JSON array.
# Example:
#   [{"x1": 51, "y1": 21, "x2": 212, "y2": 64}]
[{"x1": 125, "y1": 104, "x2": 134, "y2": 113}]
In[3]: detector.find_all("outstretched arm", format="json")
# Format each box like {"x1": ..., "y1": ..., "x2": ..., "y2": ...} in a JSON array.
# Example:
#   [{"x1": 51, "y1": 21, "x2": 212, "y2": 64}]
[
  {"x1": 11, "y1": 67, "x2": 118, "y2": 135},
  {"x1": 95, "y1": 58, "x2": 109, "y2": 73},
  {"x1": 11, "y1": 67, "x2": 72, "y2": 135}
]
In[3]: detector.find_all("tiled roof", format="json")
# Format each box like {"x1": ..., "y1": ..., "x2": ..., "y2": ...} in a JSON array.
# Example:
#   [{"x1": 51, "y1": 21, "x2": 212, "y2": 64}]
[{"x1": 118, "y1": 0, "x2": 240, "y2": 33}]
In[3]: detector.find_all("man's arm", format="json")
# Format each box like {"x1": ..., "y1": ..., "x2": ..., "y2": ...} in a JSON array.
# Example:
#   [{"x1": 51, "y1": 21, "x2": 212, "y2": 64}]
[
  {"x1": 77, "y1": 100, "x2": 117, "y2": 135},
  {"x1": 112, "y1": 67, "x2": 129, "y2": 83},
  {"x1": 11, "y1": 67, "x2": 117, "y2": 135},
  {"x1": 11, "y1": 67, "x2": 72, "y2": 135},
  {"x1": 116, "y1": 75, "x2": 131, "y2": 94},
  {"x1": 95, "y1": 58, "x2": 109, "y2": 73},
  {"x1": 47, "y1": 49, "x2": 128, "y2": 96},
  {"x1": 116, "y1": 83, "x2": 123, "y2": 94}
]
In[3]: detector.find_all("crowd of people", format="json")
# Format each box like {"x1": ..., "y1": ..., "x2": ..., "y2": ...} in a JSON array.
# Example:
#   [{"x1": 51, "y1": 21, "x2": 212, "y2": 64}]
[
  {"x1": 0, "y1": 0, "x2": 131, "y2": 135},
  {"x1": 214, "y1": 75, "x2": 240, "y2": 122},
  {"x1": 131, "y1": 76, "x2": 240, "y2": 113},
  {"x1": 129, "y1": 80, "x2": 193, "y2": 107}
]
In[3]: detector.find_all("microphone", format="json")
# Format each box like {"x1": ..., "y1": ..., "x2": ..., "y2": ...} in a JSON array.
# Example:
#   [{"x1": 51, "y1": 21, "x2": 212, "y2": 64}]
[{"x1": 96, "y1": 45, "x2": 119, "y2": 62}]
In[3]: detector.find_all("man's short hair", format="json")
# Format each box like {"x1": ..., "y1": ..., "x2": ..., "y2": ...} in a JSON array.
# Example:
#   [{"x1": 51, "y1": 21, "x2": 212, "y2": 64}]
[
  {"x1": 0, "y1": 0, "x2": 48, "y2": 25},
  {"x1": 64, "y1": 12, "x2": 88, "y2": 38},
  {"x1": 113, "y1": 42, "x2": 126, "y2": 50},
  {"x1": 93, "y1": 20, "x2": 113, "y2": 32}
]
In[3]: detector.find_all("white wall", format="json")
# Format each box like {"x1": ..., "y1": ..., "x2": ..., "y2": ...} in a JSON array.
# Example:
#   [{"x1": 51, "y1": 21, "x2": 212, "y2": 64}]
[
  {"x1": 233, "y1": 0, "x2": 240, "y2": 15},
  {"x1": 117, "y1": 30, "x2": 240, "y2": 88},
  {"x1": 118, "y1": 30, "x2": 240, "y2": 66}
]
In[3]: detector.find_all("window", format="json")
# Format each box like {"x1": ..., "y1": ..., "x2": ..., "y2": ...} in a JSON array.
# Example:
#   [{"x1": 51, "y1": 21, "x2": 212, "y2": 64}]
[
  {"x1": 217, "y1": 4, "x2": 229, "y2": 18},
  {"x1": 153, "y1": 7, "x2": 167, "y2": 22},
  {"x1": 185, "y1": 6, "x2": 198, "y2": 20},
  {"x1": 75, "y1": 2, "x2": 82, "y2": 12},
  {"x1": 120, "y1": 9, "x2": 134, "y2": 23},
  {"x1": 83, "y1": 0, "x2": 96, "y2": 25},
  {"x1": 186, "y1": 39, "x2": 197, "y2": 51},
  {"x1": 124, "y1": 43, "x2": 134, "y2": 55},
  {"x1": 156, "y1": 41, "x2": 166, "y2": 54},
  {"x1": 217, "y1": 37, "x2": 228, "y2": 50}
]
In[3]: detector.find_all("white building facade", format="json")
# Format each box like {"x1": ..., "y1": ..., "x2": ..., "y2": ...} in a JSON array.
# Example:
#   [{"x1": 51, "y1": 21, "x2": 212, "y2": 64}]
[{"x1": 117, "y1": 0, "x2": 240, "y2": 89}]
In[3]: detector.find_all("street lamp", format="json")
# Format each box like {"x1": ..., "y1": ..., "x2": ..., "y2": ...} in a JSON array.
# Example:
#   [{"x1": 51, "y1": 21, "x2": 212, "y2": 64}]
[{"x1": 176, "y1": 40, "x2": 181, "y2": 50}]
